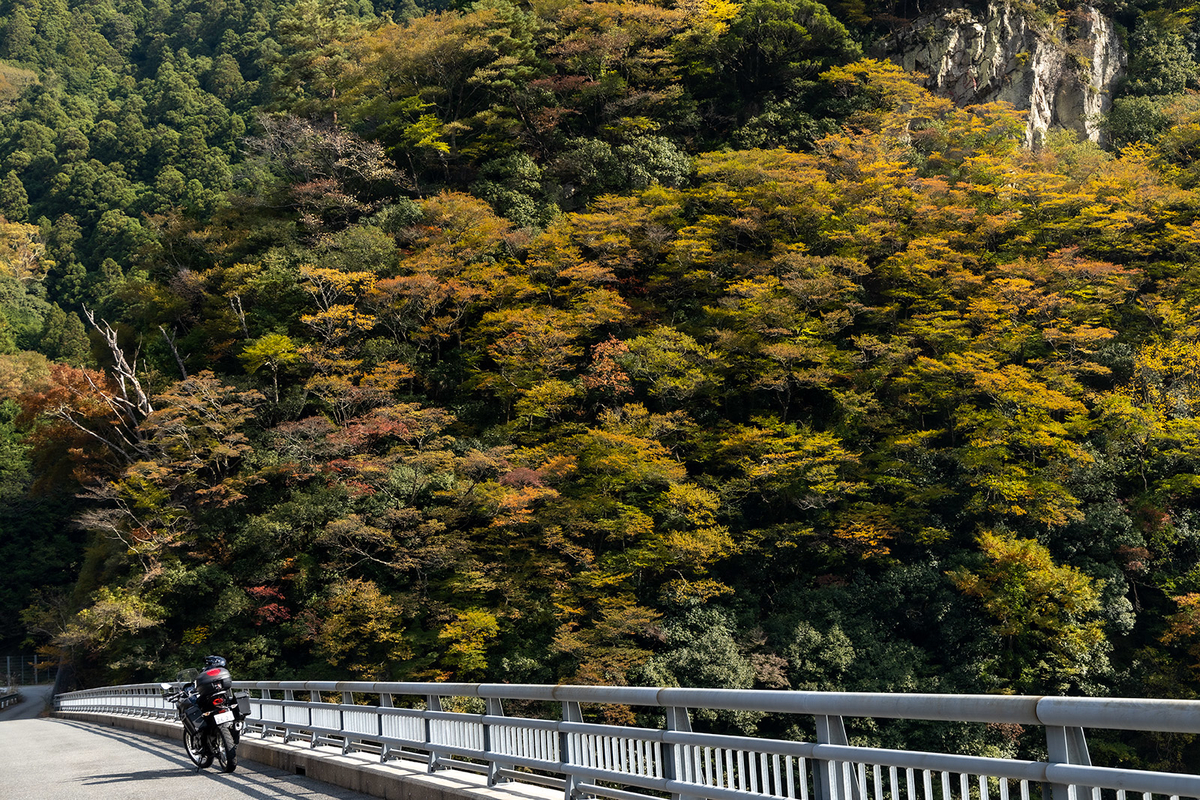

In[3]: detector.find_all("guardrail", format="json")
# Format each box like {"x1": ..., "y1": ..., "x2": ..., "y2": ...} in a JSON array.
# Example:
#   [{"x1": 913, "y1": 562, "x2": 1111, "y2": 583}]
[
  {"x1": 0, "y1": 691, "x2": 18, "y2": 709},
  {"x1": 54, "y1": 683, "x2": 1200, "y2": 800}
]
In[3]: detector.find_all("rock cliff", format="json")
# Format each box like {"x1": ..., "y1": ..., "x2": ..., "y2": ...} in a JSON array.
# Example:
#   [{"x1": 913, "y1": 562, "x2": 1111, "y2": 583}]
[{"x1": 874, "y1": 3, "x2": 1126, "y2": 146}]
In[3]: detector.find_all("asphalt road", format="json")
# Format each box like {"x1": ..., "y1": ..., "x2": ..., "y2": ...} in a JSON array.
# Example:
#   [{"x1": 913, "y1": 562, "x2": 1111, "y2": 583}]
[
  {"x1": 0, "y1": 718, "x2": 379, "y2": 799},
  {"x1": 0, "y1": 683, "x2": 54, "y2": 722}
]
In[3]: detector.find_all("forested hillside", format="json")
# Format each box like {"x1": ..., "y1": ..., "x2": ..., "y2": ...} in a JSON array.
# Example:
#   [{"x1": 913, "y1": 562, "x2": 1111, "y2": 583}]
[{"x1": 5, "y1": 0, "x2": 1200, "y2": 770}]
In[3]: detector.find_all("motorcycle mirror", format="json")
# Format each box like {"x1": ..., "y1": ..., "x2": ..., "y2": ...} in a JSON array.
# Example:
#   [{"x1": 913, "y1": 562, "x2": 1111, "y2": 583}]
[{"x1": 160, "y1": 682, "x2": 173, "y2": 691}]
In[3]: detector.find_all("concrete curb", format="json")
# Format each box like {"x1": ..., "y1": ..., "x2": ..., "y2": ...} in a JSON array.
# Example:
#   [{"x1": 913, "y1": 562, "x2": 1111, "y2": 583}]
[{"x1": 53, "y1": 711, "x2": 561, "y2": 800}]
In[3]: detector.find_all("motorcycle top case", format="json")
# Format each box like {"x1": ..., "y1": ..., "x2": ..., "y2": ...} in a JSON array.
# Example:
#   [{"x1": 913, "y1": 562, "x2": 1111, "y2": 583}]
[{"x1": 196, "y1": 667, "x2": 232, "y2": 698}]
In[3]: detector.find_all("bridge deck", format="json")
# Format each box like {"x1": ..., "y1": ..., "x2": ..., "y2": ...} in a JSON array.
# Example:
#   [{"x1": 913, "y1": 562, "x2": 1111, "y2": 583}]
[{"x1": 0, "y1": 718, "x2": 379, "y2": 799}]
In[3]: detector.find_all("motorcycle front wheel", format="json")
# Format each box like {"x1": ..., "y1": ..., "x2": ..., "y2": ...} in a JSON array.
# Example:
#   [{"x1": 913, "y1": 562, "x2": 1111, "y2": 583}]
[
  {"x1": 184, "y1": 729, "x2": 213, "y2": 769},
  {"x1": 213, "y1": 725, "x2": 237, "y2": 773}
]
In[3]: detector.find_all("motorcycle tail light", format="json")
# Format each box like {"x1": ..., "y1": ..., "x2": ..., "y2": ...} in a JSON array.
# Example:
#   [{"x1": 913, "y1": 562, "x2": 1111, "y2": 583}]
[
  {"x1": 212, "y1": 696, "x2": 225, "y2": 705},
  {"x1": 205, "y1": 668, "x2": 222, "y2": 676}
]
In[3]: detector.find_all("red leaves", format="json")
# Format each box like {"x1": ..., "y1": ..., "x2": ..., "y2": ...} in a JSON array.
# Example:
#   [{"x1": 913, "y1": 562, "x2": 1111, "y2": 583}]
[
  {"x1": 499, "y1": 467, "x2": 545, "y2": 487},
  {"x1": 246, "y1": 586, "x2": 292, "y2": 626}
]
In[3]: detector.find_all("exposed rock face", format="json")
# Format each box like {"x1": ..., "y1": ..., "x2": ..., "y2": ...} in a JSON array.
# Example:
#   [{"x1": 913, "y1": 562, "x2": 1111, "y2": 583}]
[{"x1": 874, "y1": 3, "x2": 1126, "y2": 146}]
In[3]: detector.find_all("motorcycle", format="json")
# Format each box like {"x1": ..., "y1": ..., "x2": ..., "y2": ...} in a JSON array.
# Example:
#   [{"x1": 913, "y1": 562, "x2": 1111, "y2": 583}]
[{"x1": 161, "y1": 658, "x2": 250, "y2": 773}]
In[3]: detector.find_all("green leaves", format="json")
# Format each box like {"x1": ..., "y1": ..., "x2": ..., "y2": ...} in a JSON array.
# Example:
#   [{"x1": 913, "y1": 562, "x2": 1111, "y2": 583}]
[{"x1": 950, "y1": 531, "x2": 1108, "y2": 693}]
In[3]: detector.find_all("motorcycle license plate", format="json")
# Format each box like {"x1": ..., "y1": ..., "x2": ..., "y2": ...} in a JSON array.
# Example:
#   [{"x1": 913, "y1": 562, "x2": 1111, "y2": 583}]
[{"x1": 213, "y1": 709, "x2": 235, "y2": 725}]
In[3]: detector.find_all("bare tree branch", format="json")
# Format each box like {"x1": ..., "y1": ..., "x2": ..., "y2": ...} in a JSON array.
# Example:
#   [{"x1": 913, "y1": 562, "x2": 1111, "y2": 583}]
[
  {"x1": 84, "y1": 307, "x2": 154, "y2": 418},
  {"x1": 159, "y1": 325, "x2": 188, "y2": 380}
]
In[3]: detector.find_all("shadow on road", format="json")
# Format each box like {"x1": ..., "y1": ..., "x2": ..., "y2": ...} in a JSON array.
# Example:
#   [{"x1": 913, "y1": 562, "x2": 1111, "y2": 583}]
[
  {"x1": 85, "y1": 769, "x2": 207, "y2": 784},
  {"x1": 54, "y1": 718, "x2": 370, "y2": 799}
]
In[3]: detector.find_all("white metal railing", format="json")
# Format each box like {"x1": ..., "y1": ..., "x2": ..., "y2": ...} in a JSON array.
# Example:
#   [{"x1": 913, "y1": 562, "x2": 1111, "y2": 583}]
[{"x1": 54, "y1": 683, "x2": 1200, "y2": 800}]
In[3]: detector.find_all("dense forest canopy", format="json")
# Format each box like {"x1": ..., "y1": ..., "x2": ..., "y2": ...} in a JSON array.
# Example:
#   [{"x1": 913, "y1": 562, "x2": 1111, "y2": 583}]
[{"x1": 4, "y1": 0, "x2": 1200, "y2": 770}]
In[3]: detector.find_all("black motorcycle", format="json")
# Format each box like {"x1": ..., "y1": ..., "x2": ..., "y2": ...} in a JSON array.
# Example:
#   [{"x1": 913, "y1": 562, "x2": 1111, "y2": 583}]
[{"x1": 161, "y1": 656, "x2": 250, "y2": 773}]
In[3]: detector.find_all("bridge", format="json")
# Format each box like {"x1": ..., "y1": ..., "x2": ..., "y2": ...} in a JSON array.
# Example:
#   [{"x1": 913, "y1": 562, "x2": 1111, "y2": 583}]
[
  {"x1": 0, "y1": 683, "x2": 397, "y2": 799},
  {"x1": 41, "y1": 681, "x2": 1200, "y2": 800}
]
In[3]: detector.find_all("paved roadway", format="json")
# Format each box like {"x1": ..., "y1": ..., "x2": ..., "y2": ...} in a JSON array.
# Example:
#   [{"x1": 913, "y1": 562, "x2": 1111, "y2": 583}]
[
  {"x1": 0, "y1": 683, "x2": 54, "y2": 722},
  {"x1": 0, "y1": 717, "x2": 380, "y2": 799}
]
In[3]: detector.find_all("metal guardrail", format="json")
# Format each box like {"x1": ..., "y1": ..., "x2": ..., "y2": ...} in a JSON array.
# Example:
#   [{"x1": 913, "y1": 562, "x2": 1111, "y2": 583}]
[
  {"x1": 0, "y1": 691, "x2": 19, "y2": 709},
  {"x1": 54, "y1": 682, "x2": 1200, "y2": 800}
]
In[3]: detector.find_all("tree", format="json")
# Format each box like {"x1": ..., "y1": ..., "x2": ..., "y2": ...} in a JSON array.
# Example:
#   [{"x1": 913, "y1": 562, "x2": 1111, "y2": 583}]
[
  {"x1": 950, "y1": 531, "x2": 1109, "y2": 693},
  {"x1": 311, "y1": 578, "x2": 411, "y2": 679},
  {"x1": 239, "y1": 333, "x2": 301, "y2": 403},
  {"x1": 0, "y1": 171, "x2": 29, "y2": 221}
]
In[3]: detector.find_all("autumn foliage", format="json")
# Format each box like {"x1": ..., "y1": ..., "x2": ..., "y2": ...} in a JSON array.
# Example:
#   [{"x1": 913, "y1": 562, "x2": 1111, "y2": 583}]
[{"x1": 3, "y1": 0, "x2": 1200, "y2": 770}]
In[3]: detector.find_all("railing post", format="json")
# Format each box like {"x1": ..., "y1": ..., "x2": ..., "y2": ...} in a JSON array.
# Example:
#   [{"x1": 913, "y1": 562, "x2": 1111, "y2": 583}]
[
  {"x1": 426, "y1": 693, "x2": 443, "y2": 773},
  {"x1": 260, "y1": 689, "x2": 271, "y2": 738},
  {"x1": 562, "y1": 700, "x2": 582, "y2": 800},
  {"x1": 664, "y1": 707, "x2": 699, "y2": 800},
  {"x1": 342, "y1": 690, "x2": 354, "y2": 754},
  {"x1": 380, "y1": 692, "x2": 393, "y2": 763},
  {"x1": 485, "y1": 697, "x2": 512, "y2": 786},
  {"x1": 1045, "y1": 726, "x2": 1091, "y2": 800},
  {"x1": 814, "y1": 714, "x2": 849, "y2": 800}
]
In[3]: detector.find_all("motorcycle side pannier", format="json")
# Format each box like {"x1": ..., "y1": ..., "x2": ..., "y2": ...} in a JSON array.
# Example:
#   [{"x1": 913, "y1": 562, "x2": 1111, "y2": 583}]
[
  {"x1": 235, "y1": 693, "x2": 251, "y2": 716},
  {"x1": 180, "y1": 701, "x2": 205, "y2": 734},
  {"x1": 196, "y1": 667, "x2": 232, "y2": 699}
]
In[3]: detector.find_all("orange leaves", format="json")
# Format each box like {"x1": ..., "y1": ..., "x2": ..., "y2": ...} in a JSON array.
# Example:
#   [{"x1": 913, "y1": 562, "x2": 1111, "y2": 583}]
[
  {"x1": 1162, "y1": 594, "x2": 1200, "y2": 668},
  {"x1": 829, "y1": 512, "x2": 895, "y2": 560}
]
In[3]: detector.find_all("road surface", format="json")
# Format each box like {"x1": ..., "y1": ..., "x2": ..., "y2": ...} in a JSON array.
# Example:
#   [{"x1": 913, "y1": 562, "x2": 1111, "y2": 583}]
[
  {"x1": 0, "y1": 717, "x2": 379, "y2": 799},
  {"x1": 0, "y1": 683, "x2": 54, "y2": 721}
]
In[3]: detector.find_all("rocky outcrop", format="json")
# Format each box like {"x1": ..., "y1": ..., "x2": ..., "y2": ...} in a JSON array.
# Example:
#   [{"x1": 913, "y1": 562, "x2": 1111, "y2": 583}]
[{"x1": 874, "y1": 3, "x2": 1126, "y2": 146}]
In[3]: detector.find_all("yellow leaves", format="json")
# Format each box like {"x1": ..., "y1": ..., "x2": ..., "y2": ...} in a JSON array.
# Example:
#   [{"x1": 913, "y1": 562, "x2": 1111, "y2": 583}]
[
  {"x1": 623, "y1": 326, "x2": 724, "y2": 404},
  {"x1": 1124, "y1": 336, "x2": 1200, "y2": 417},
  {"x1": 662, "y1": 525, "x2": 735, "y2": 569},
  {"x1": 724, "y1": 417, "x2": 864, "y2": 509},
  {"x1": 882, "y1": 236, "x2": 983, "y2": 313},
  {"x1": 660, "y1": 577, "x2": 733, "y2": 604},
  {"x1": 182, "y1": 626, "x2": 210, "y2": 647},
  {"x1": 301, "y1": 303, "x2": 377, "y2": 345},
  {"x1": 55, "y1": 586, "x2": 162, "y2": 654},
  {"x1": 0, "y1": 350, "x2": 50, "y2": 399},
  {"x1": 950, "y1": 531, "x2": 1103, "y2": 654},
  {"x1": 515, "y1": 378, "x2": 582, "y2": 428},
  {"x1": 962, "y1": 360, "x2": 1084, "y2": 416},
  {"x1": 0, "y1": 219, "x2": 47, "y2": 283},
  {"x1": 573, "y1": 425, "x2": 688, "y2": 491},
  {"x1": 414, "y1": 193, "x2": 517, "y2": 264},
  {"x1": 300, "y1": 265, "x2": 377, "y2": 307},
  {"x1": 662, "y1": 482, "x2": 720, "y2": 527},
  {"x1": 314, "y1": 578, "x2": 411, "y2": 680},
  {"x1": 820, "y1": 58, "x2": 932, "y2": 117},
  {"x1": 438, "y1": 609, "x2": 500, "y2": 678},
  {"x1": 304, "y1": 362, "x2": 416, "y2": 425},
  {"x1": 829, "y1": 516, "x2": 893, "y2": 559},
  {"x1": 555, "y1": 194, "x2": 659, "y2": 273},
  {"x1": 550, "y1": 593, "x2": 661, "y2": 688},
  {"x1": 658, "y1": 483, "x2": 736, "y2": 572},
  {"x1": 599, "y1": 504, "x2": 656, "y2": 544}
]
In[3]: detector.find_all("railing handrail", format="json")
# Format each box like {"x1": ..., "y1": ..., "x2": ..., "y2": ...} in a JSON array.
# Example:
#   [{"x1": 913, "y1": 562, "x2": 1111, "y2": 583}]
[
  {"x1": 54, "y1": 681, "x2": 1200, "y2": 733},
  {"x1": 53, "y1": 681, "x2": 1200, "y2": 800}
]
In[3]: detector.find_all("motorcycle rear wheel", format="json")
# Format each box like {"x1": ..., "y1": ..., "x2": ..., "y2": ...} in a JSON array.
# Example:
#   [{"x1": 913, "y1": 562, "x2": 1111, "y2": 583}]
[
  {"x1": 184, "y1": 729, "x2": 213, "y2": 769},
  {"x1": 214, "y1": 725, "x2": 237, "y2": 773}
]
